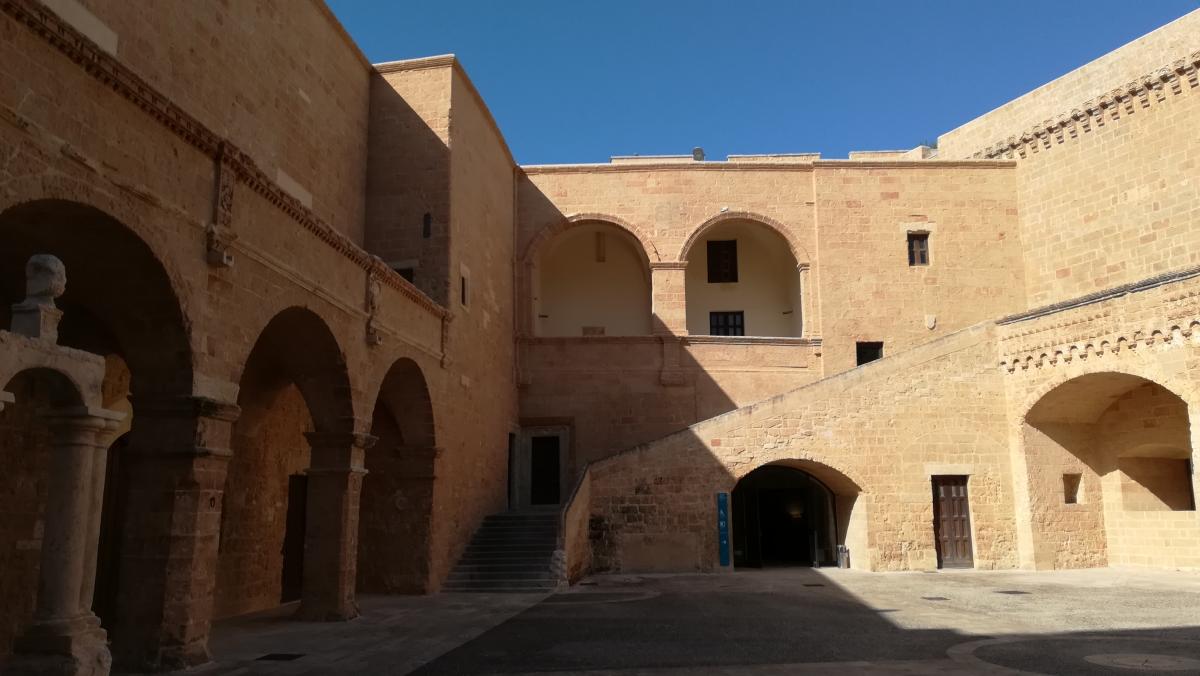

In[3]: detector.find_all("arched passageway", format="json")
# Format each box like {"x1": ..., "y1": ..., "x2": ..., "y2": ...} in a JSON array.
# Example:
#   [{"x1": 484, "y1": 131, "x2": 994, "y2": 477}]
[
  {"x1": 683, "y1": 219, "x2": 802, "y2": 337},
  {"x1": 1023, "y1": 372, "x2": 1198, "y2": 569},
  {"x1": 0, "y1": 200, "x2": 191, "y2": 662},
  {"x1": 732, "y1": 462, "x2": 863, "y2": 568},
  {"x1": 216, "y1": 307, "x2": 358, "y2": 620},
  {"x1": 357, "y1": 358, "x2": 437, "y2": 594},
  {"x1": 532, "y1": 221, "x2": 652, "y2": 336}
]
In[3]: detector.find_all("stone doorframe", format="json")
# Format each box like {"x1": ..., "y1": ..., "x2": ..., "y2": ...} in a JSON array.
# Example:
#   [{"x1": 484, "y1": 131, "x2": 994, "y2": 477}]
[{"x1": 512, "y1": 424, "x2": 572, "y2": 509}]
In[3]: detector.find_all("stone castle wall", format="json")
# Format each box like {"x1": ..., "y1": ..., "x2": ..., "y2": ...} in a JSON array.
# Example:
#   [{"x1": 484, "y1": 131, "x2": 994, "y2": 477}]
[{"x1": 940, "y1": 10, "x2": 1200, "y2": 308}]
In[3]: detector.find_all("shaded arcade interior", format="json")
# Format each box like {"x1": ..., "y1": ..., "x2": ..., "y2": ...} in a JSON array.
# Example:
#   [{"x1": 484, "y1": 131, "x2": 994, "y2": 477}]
[
  {"x1": 732, "y1": 463, "x2": 862, "y2": 569},
  {"x1": 1023, "y1": 372, "x2": 1199, "y2": 570}
]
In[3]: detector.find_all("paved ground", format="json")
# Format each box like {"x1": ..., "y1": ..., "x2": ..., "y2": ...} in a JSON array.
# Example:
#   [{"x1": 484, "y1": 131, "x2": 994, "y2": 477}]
[{"x1": 177, "y1": 567, "x2": 1200, "y2": 675}]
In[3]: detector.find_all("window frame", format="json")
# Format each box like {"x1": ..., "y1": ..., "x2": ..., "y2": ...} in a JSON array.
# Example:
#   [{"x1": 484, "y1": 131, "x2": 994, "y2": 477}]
[
  {"x1": 707, "y1": 239, "x2": 739, "y2": 284},
  {"x1": 907, "y1": 231, "x2": 930, "y2": 267},
  {"x1": 709, "y1": 310, "x2": 745, "y2": 337}
]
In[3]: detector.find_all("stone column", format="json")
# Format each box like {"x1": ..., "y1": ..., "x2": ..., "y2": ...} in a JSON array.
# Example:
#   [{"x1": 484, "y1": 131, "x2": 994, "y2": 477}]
[
  {"x1": 650, "y1": 262, "x2": 688, "y2": 336},
  {"x1": 797, "y1": 263, "x2": 817, "y2": 338},
  {"x1": 110, "y1": 395, "x2": 239, "y2": 671},
  {"x1": 79, "y1": 417, "x2": 124, "y2": 617},
  {"x1": 298, "y1": 432, "x2": 375, "y2": 621},
  {"x1": 10, "y1": 406, "x2": 121, "y2": 676}
]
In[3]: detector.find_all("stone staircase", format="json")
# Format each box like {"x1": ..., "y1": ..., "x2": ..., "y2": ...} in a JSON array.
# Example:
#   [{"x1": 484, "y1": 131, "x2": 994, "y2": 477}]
[{"x1": 442, "y1": 510, "x2": 562, "y2": 593}]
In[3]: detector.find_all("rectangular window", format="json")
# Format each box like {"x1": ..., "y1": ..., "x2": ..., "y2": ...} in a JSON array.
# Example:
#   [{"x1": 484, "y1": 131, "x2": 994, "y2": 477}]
[
  {"x1": 707, "y1": 240, "x2": 738, "y2": 283},
  {"x1": 907, "y1": 232, "x2": 929, "y2": 266},
  {"x1": 709, "y1": 311, "x2": 744, "y2": 336},
  {"x1": 393, "y1": 266, "x2": 414, "y2": 283},
  {"x1": 856, "y1": 341, "x2": 883, "y2": 365},
  {"x1": 1063, "y1": 473, "x2": 1082, "y2": 504}
]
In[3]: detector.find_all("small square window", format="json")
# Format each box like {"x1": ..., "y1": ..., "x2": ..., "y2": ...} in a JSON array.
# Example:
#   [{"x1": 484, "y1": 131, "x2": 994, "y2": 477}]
[
  {"x1": 907, "y1": 232, "x2": 929, "y2": 266},
  {"x1": 707, "y1": 240, "x2": 738, "y2": 283},
  {"x1": 1063, "y1": 473, "x2": 1082, "y2": 504},
  {"x1": 709, "y1": 311, "x2": 744, "y2": 336},
  {"x1": 856, "y1": 341, "x2": 883, "y2": 366}
]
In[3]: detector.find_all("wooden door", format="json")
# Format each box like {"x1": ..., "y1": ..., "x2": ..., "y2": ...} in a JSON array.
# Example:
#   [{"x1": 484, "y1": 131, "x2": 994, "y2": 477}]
[{"x1": 932, "y1": 475, "x2": 974, "y2": 568}]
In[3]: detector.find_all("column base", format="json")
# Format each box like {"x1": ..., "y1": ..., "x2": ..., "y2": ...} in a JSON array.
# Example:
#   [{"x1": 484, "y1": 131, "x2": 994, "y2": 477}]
[{"x1": 8, "y1": 615, "x2": 111, "y2": 676}]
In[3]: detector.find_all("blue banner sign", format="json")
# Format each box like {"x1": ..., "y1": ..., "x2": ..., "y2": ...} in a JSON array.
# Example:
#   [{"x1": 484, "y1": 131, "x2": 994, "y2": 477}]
[{"x1": 717, "y1": 492, "x2": 731, "y2": 567}]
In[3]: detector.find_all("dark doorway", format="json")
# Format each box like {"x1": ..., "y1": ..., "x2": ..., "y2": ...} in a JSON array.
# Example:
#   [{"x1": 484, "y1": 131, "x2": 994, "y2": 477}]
[
  {"x1": 932, "y1": 475, "x2": 973, "y2": 568},
  {"x1": 529, "y1": 435, "x2": 561, "y2": 505},
  {"x1": 733, "y1": 466, "x2": 835, "y2": 568},
  {"x1": 94, "y1": 433, "x2": 130, "y2": 631},
  {"x1": 280, "y1": 474, "x2": 308, "y2": 602}
]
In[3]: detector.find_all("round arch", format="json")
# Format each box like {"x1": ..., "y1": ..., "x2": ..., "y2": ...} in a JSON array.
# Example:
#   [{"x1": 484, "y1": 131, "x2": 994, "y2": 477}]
[
  {"x1": 678, "y1": 211, "x2": 809, "y2": 266},
  {"x1": 521, "y1": 213, "x2": 660, "y2": 265},
  {"x1": 1020, "y1": 369, "x2": 1198, "y2": 571},
  {"x1": 681, "y1": 214, "x2": 806, "y2": 337},
  {"x1": 232, "y1": 306, "x2": 355, "y2": 434},
  {"x1": 358, "y1": 357, "x2": 438, "y2": 594},
  {"x1": 0, "y1": 198, "x2": 194, "y2": 399},
  {"x1": 215, "y1": 306, "x2": 355, "y2": 619},
  {"x1": 527, "y1": 215, "x2": 655, "y2": 337},
  {"x1": 731, "y1": 459, "x2": 866, "y2": 570}
]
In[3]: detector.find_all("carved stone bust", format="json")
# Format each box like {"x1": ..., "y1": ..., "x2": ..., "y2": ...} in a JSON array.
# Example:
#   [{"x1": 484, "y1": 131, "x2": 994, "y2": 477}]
[{"x1": 24, "y1": 254, "x2": 67, "y2": 307}]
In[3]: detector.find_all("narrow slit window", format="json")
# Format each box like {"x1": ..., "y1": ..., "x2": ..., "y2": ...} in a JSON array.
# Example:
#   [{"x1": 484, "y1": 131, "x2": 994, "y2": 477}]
[
  {"x1": 907, "y1": 232, "x2": 929, "y2": 266},
  {"x1": 422, "y1": 213, "x2": 432, "y2": 239},
  {"x1": 707, "y1": 240, "x2": 738, "y2": 283},
  {"x1": 856, "y1": 341, "x2": 883, "y2": 366},
  {"x1": 1063, "y1": 473, "x2": 1082, "y2": 505},
  {"x1": 461, "y1": 275, "x2": 468, "y2": 306},
  {"x1": 709, "y1": 311, "x2": 744, "y2": 336}
]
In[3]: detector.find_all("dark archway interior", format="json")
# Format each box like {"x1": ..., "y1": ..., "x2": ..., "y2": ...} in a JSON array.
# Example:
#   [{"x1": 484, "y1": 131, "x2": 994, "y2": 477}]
[
  {"x1": 216, "y1": 307, "x2": 354, "y2": 618},
  {"x1": 733, "y1": 465, "x2": 836, "y2": 568},
  {"x1": 357, "y1": 358, "x2": 436, "y2": 594},
  {"x1": 0, "y1": 200, "x2": 191, "y2": 652}
]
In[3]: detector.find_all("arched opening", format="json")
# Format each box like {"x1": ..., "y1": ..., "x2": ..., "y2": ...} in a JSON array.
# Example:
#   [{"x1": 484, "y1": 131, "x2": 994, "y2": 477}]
[
  {"x1": 683, "y1": 219, "x2": 802, "y2": 337},
  {"x1": 215, "y1": 307, "x2": 354, "y2": 618},
  {"x1": 732, "y1": 461, "x2": 862, "y2": 569},
  {"x1": 0, "y1": 200, "x2": 189, "y2": 650},
  {"x1": 357, "y1": 358, "x2": 437, "y2": 594},
  {"x1": 0, "y1": 368, "x2": 84, "y2": 657},
  {"x1": 1024, "y1": 372, "x2": 1198, "y2": 569},
  {"x1": 533, "y1": 221, "x2": 652, "y2": 336}
]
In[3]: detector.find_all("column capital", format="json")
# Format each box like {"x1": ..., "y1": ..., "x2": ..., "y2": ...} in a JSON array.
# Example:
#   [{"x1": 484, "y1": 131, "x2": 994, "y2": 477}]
[
  {"x1": 38, "y1": 405, "x2": 125, "y2": 430},
  {"x1": 649, "y1": 261, "x2": 688, "y2": 271}
]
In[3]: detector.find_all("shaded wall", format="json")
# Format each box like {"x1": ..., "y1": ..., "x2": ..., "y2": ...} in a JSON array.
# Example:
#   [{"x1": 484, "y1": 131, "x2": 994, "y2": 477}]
[{"x1": 77, "y1": 0, "x2": 371, "y2": 239}]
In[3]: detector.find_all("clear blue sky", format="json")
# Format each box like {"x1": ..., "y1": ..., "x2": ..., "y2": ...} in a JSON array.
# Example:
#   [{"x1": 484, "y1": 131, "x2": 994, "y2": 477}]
[{"x1": 327, "y1": 1, "x2": 1198, "y2": 165}]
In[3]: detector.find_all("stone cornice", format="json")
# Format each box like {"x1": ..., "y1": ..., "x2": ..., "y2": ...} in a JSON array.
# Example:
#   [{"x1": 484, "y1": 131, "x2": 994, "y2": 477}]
[
  {"x1": 2, "y1": 0, "x2": 448, "y2": 320},
  {"x1": 521, "y1": 159, "x2": 1014, "y2": 174},
  {"x1": 521, "y1": 162, "x2": 817, "y2": 175},
  {"x1": 998, "y1": 265, "x2": 1200, "y2": 325},
  {"x1": 970, "y1": 51, "x2": 1200, "y2": 160},
  {"x1": 373, "y1": 54, "x2": 457, "y2": 73}
]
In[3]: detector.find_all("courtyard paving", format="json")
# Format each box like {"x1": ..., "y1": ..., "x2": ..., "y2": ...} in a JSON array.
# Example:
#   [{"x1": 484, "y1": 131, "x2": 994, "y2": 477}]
[{"x1": 177, "y1": 567, "x2": 1200, "y2": 675}]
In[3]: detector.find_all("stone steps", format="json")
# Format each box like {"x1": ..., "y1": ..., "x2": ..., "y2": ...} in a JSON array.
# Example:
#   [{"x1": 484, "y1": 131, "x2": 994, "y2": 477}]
[{"x1": 442, "y1": 510, "x2": 561, "y2": 593}]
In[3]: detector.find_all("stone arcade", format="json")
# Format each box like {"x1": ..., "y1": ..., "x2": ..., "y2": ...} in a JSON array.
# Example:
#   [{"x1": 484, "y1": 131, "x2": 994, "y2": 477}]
[{"x1": 0, "y1": 1, "x2": 1198, "y2": 673}]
